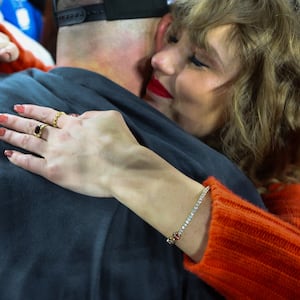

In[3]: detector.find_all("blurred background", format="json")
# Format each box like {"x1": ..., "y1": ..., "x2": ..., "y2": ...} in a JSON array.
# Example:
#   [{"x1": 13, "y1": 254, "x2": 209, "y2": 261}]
[{"x1": 0, "y1": 0, "x2": 57, "y2": 63}]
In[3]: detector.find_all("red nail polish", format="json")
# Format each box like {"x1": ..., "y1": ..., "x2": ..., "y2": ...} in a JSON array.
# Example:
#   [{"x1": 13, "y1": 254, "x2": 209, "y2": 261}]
[
  {"x1": 4, "y1": 150, "x2": 13, "y2": 157},
  {"x1": 0, "y1": 115, "x2": 8, "y2": 123},
  {"x1": 14, "y1": 104, "x2": 25, "y2": 113},
  {"x1": 0, "y1": 128, "x2": 6, "y2": 136}
]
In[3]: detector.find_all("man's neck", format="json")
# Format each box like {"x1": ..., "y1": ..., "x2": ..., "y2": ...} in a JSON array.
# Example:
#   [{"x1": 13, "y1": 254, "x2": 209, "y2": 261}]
[{"x1": 55, "y1": 21, "x2": 157, "y2": 97}]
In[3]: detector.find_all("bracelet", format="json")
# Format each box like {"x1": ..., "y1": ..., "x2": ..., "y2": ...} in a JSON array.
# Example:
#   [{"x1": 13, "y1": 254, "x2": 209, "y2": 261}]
[{"x1": 166, "y1": 186, "x2": 210, "y2": 245}]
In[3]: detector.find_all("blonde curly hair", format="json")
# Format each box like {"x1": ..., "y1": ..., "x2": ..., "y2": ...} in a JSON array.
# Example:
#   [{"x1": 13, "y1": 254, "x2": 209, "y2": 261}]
[{"x1": 171, "y1": 0, "x2": 300, "y2": 187}]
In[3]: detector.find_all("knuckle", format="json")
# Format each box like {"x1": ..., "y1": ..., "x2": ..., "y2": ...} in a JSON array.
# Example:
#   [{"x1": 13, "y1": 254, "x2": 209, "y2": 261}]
[
  {"x1": 56, "y1": 130, "x2": 72, "y2": 143},
  {"x1": 19, "y1": 134, "x2": 32, "y2": 148},
  {"x1": 105, "y1": 110, "x2": 122, "y2": 121},
  {"x1": 25, "y1": 105, "x2": 34, "y2": 115},
  {"x1": 19, "y1": 154, "x2": 32, "y2": 169},
  {"x1": 65, "y1": 116, "x2": 81, "y2": 128},
  {"x1": 28, "y1": 121, "x2": 38, "y2": 134},
  {"x1": 40, "y1": 111, "x2": 51, "y2": 123}
]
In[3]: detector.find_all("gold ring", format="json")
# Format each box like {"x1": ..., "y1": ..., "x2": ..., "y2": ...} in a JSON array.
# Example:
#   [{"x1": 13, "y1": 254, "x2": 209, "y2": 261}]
[
  {"x1": 52, "y1": 111, "x2": 66, "y2": 128},
  {"x1": 34, "y1": 124, "x2": 48, "y2": 139}
]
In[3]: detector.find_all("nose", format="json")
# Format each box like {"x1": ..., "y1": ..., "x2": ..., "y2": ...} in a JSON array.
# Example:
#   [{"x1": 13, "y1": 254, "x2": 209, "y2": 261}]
[{"x1": 151, "y1": 45, "x2": 184, "y2": 76}]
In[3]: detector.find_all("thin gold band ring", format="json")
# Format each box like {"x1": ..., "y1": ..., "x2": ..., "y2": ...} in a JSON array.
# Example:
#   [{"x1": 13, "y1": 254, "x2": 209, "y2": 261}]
[{"x1": 52, "y1": 111, "x2": 66, "y2": 128}]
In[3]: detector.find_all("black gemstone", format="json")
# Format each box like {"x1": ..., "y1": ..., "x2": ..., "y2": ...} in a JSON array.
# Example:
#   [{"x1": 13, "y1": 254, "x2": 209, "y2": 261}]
[{"x1": 35, "y1": 126, "x2": 41, "y2": 134}]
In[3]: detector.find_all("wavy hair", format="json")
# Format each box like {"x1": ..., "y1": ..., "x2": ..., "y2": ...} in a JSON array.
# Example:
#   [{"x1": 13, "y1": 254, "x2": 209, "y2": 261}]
[{"x1": 171, "y1": 0, "x2": 300, "y2": 187}]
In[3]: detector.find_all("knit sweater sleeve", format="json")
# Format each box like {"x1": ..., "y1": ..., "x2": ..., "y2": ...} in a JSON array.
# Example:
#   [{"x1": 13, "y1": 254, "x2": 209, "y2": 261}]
[
  {"x1": 0, "y1": 24, "x2": 51, "y2": 73},
  {"x1": 184, "y1": 177, "x2": 300, "y2": 299},
  {"x1": 263, "y1": 182, "x2": 300, "y2": 228}
]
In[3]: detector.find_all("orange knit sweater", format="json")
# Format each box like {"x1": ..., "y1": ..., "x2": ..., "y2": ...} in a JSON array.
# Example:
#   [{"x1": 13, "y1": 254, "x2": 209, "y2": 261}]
[
  {"x1": 1, "y1": 24, "x2": 299, "y2": 300},
  {"x1": 185, "y1": 177, "x2": 300, "y2": 299}
]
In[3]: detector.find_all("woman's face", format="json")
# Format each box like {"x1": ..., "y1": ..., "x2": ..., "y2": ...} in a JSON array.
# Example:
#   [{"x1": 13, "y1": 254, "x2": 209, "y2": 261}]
[{"x1": 145, "y1": 25, "x2": 240, "y2": 138}]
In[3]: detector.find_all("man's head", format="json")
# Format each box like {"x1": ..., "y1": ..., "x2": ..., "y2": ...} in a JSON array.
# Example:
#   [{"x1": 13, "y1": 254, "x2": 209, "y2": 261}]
[
  {"x1": 53, "y1": 0, "x2": 172, "y2": 96},
  {"x1": 54, "y1": 0, "x2": 169, "y2": 23}
]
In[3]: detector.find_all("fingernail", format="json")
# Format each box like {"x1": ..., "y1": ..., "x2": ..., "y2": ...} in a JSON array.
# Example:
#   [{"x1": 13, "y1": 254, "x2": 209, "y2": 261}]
[
  {"x1": 0, "y1": 115, "x2": 8, "y2": 123},
  {"x1": 14, "y1": 104, "x2": 25, "y2": 113},
  {"x1": 0, "y1": 128, "x2": 6, "y2": 136},
  {"x1": 4, "y1": 150, "x2": 13, "y2": 157}
]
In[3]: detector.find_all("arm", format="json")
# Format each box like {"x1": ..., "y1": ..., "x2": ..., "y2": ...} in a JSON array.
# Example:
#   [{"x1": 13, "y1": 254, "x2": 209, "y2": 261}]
[
  {"x1": 90, "y1": 141, "x2": 300, "y2": 299},
  {"x1": 185, "y1": 177, "x2": 300, "y2": 299},
  {"x1": 0, "y1": 105, "x2": 211, "y2": 261},
  {"x1": 263, "y1": 182, "x2": 300, "y2": 227},
  {"x1": 0, "y1": 105, "x2": 299, "y2": 298},
  {"x1": 0, "y1": 24, "x2": 51, "y2": 73}
]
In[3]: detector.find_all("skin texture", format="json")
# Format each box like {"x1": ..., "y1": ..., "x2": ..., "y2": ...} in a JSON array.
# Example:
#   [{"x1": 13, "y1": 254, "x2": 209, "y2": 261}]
[
  {"x1": 145, "y1": 26, "x2": 240, "y2": 137},
  {"x1": 56, "y1": 18, "x2": 160, "y2": 96},
  {"x1": 0, "y1": 21, "x2": 244, "y2": 263},
  {"x1": 0, "y1": 32, "x2": 19, "y2": 62},
  {"x1": 0, "y1": 0, "x2": 299, "y2": 297},
  {"x1": 0, "y1": 104, "x2": 211, "y2": 261}
]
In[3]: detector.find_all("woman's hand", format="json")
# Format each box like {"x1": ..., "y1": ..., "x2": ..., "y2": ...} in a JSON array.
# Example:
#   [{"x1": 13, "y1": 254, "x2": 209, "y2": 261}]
[
  {"x1": 0, "y1": 32, "x2": 19, "y2": 62},
  {"x1": 0, "y1": 104, "x2": 140, "y2": 197},
  {"x1": 0, "y1": 104, "x2": 211, "y2": 261}
]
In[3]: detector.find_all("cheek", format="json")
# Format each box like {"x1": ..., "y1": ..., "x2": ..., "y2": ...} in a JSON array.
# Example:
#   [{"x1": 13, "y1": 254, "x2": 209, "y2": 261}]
[
  {"x1": 175, "y1": 73, "x2": 225, "y2": 115},
  {"x1": 172, "y1": 74, "x2": 229, "y2": 137}
]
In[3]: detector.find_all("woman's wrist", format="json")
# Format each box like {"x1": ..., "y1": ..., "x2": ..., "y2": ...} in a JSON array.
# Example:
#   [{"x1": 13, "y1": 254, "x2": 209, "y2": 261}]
[{"x1": 110, "y1": 145, "x2": 212, "y2": 262}]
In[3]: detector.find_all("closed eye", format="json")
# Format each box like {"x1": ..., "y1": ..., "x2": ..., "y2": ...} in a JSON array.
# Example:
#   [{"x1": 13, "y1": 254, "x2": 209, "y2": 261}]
[{"x1": 189, "y1": 55, "x2": 209, "y2": 68}]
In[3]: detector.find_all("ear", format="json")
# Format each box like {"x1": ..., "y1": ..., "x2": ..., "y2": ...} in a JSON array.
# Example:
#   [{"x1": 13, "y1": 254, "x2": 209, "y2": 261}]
[{"x1": 155, "y1": 13, "x2": 173, "y2": 52}]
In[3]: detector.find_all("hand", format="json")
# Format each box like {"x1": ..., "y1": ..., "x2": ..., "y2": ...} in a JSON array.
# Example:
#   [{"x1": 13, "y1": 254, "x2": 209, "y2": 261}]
[
  {"x1": 0, "y1": 104, "x2": 212, "y2": 261},
  {"x1": 0, "y1": 104, "x2": 140, "y2": 197},
  {"x1": 0, "y1": 32, "x2": 19, "y2": 62}
]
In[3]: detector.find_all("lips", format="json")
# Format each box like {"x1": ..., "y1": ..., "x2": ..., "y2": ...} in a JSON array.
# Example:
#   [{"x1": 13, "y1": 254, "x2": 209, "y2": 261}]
[{"x1": 147, "y1": 77, "x2": 173, "y2": 99}]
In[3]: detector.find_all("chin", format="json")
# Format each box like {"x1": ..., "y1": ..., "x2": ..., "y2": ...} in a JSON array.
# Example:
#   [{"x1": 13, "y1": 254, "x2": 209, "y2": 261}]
[{"x1": 146, "y1": 91, "x2": 173, "y2": 113}]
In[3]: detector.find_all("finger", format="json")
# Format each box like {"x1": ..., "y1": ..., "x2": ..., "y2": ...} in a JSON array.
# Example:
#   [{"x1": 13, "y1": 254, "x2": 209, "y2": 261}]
[
  {"x1": 14, "y1": 104, "x2": 69, "y2": 128},
  {"x1": 0, "y1": 32, "x2": 9, "y2": 47},
  {"x1": 0, "y1": 50, "x2": 12, "y2": 63},
  {"x1": 0, "y1": 32, "x2": 19, "y2": 62},
  {"x1": 4, "y1": 42, "x2": 20, "y2": 61},
  {"x1": 0, "y1": 42, "x2": 19, "y2": 62},
  {"x1": 79, "y1": 110, "x2": 104, "y2": 119},
  {"x1": 33, "y1": 124, "x2": 50, "y2": 140},
  {"x1": 0, "y1": 114, "x2": 53, "y2": 140},
  {"x1": 4, "y1": 150, "x2": 47, "y2": 177},
  {"x1": 0, "y1": 127, "x2": 46, "y2": 156}
]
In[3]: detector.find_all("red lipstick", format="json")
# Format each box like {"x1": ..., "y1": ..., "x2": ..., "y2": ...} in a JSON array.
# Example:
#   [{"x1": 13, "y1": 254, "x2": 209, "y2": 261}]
[{"x1": 147, "y1": 77, "x2": 173, "y2": 98}]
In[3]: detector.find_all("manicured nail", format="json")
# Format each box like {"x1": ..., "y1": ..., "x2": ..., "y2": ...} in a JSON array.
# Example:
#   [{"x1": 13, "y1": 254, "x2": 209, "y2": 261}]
[
  {"x1": 14, "y1": 104, "x2": 25, "y2": 113},
  {"x1": 4, "y1": 150, "x2": 13, "y2": 158},
  {"x1": 0, "y1": 114, "x2": 8, "y2": 123},
  {"x1": 0, "y1": 128, "x2": 6, "y2": 136}
]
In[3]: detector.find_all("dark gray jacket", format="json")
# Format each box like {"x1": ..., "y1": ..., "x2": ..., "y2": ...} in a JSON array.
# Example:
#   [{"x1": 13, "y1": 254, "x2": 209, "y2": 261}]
[{"x1": 0, "y1": 67, "x2": 264, "y2": 300}]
